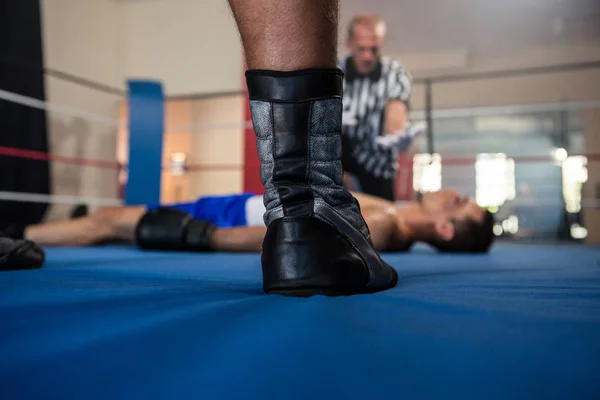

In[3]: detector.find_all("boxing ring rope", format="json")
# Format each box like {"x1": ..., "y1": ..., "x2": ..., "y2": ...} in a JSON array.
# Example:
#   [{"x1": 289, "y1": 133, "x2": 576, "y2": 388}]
[
  {"x1": 0, "y1": 55, "x2": 127, "y2": 97},
  {"x1": 8, "y1": 82, "x2": 592, "y2": 131},
  {"x1": 0, "y1": 92, "x2": 597, "y2": 185},
  {"x1": 4, "y1": 83, "x2": 598, "y2": 132},
  {"x1": 412, "y1": 60, "x2": 600, "y2": 155},
  {"x1": 0, "y1": 89, "x2": 122, "y2": 128},
  {"x1": 395, "y1": 153, "x2": 600, "y2": 167},
  {"x1": 0, "y1": 191, "x2": 123, "y2": 207},
  {"x1": 1, "y1": 140, "x2": 598, "y2": 201},
  {"x1": 0, "y1": 144, "x2": 597, "y2": 241},
  {"x1": 409, "y1": 100, "x2": 600, "y2": 120},
  {"x1": 0, "y1": 146, "x2": 122, "y2": 169}
]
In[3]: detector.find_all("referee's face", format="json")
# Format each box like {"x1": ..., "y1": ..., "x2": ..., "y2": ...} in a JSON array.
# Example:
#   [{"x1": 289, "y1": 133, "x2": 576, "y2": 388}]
[{"x1": 347, "y1": 26, "x2": 383, "y2": 75}]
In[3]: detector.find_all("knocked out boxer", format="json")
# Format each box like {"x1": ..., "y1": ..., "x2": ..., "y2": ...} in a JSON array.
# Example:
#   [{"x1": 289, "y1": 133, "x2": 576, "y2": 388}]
[{"x1": 3, "y1": 189, "x2": 495, "y2": 254}]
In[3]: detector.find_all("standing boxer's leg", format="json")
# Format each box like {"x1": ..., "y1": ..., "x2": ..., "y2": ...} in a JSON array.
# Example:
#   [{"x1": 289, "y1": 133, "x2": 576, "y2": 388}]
[{"x1": 228, "y1": 0, "x2": 398, "y2": 296}]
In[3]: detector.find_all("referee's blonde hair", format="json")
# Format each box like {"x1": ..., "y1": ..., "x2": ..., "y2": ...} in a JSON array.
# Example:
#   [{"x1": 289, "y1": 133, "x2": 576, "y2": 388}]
[{"x1": 347, "y1": 14, "x2": 387, "y2": 39}]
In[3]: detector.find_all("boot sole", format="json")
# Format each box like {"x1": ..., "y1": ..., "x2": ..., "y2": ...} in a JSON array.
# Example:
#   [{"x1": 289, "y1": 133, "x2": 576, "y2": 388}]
[{"x1": 265, "y1": 285, "x2": 395, "y2": 298}]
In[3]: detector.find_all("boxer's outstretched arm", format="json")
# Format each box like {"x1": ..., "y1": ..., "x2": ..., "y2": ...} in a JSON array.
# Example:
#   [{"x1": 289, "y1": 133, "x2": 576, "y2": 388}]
[
  {"x1": 25, "y1": 206, "x2": 146, "y2": 246},
  {"x1": 228, "y1": 0, "x2": 338, "y2": 70}
]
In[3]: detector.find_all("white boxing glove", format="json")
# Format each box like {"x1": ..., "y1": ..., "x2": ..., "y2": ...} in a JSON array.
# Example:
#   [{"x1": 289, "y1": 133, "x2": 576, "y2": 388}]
[
  {"x1": 375, "y1": 121, "x2": 427, "y2": 151},
  {"x1": 342, "y1": 111, "x2": 358, "y2": 127}
]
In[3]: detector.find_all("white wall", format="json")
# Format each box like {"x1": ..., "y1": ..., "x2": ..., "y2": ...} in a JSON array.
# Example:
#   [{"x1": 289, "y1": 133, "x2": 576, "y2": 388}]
[
  {"x1": 119, "y1": 0, "x2": 243, "y2": 97},
  {"x1": 41, "y1": 0, "x2": 124, "y2": 220},
  {"x1": 40, "y1": 0, "x2": 245, "y2": 221},
  {"x1": 159, "y1": 95, "x2": 245, "y2": 203},
  {"x1": 42, "y1": 0, "x2": 123, "y2": 89},
  {"x1": 403, "y1": 43, "x2": 600, "y2": 111}
]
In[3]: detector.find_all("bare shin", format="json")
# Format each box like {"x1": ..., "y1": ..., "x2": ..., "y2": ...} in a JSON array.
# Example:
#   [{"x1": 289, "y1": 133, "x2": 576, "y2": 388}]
[{"x1": 228, "y1": 0, "x2": 339, "y2": 70}]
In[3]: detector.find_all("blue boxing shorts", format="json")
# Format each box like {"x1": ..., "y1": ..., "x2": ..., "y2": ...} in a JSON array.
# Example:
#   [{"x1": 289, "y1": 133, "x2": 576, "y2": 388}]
[{"x1": 147, "y1": 193, "x2": 257, "y2": 228}]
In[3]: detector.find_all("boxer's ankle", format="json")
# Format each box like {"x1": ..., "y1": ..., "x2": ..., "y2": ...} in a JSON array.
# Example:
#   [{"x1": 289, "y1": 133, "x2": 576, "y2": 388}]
[{"x1": 245, "y1": 68, "x2": 367, "y2": 235}]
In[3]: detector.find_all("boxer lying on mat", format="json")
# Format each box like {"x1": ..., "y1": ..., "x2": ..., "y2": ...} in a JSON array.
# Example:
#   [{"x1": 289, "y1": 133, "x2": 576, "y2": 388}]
[{"x1": 4, "y1": 189, "x2": 495, "y2": 253}]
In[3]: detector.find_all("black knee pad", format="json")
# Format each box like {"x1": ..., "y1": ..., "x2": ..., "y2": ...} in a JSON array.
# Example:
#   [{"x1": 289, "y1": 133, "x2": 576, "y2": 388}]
[{"x1": 134, "y1": 208, "x2": 216, "y2": 252}]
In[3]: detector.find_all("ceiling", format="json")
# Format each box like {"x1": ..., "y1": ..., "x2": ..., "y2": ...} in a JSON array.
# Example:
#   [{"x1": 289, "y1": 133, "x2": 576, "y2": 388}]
[{"x1": 339, "y1": 0, "x2": 600, "y2": 55}]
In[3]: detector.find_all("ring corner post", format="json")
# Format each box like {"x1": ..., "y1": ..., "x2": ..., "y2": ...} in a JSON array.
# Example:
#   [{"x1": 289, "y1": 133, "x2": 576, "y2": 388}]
[
  {"x1": 125, "y1": 80, "x2": 165, "y2": 206},
  {"x1": 424, "y1": 79, "x2": 435, "y2": 156}
]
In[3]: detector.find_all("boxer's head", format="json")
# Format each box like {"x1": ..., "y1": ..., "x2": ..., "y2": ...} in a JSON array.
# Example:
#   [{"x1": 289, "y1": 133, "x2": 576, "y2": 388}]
[
  {"x1": 346, "y1": 14, "x2": 386, "y2": 76},
  {"x1": 420, "y1": 189, "x2": 483, "y2": 221},
  {"x1": 419, "y1": 189, "x2": 496, "y2": 253}
]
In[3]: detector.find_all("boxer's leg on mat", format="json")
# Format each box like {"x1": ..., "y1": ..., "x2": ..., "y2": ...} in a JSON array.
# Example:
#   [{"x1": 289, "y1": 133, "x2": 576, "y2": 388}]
[
  {"x1": 210, "y1": 226, "x2": 265, "y2": 253},
  {"x1": 25, "y1": 206, "x2": 146, "y2": 246},
  {"x1": 227, "y1": 0, "x2": 398, "y2": 296}
]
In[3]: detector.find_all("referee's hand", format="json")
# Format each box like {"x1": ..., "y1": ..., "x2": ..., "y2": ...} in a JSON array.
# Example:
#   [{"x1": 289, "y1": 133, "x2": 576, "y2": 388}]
[
  {"x1": 342, "y1": 111, "x2": 358, "y2": 126},
  {"x1": 375, "y1": 121, "x2": 426, "y2": 151}
]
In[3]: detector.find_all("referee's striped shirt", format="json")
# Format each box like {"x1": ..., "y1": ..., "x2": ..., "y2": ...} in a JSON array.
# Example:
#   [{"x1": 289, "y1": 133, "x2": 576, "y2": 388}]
[{"x1": 339, "y1": 55, "x2": 413, "y2": 180}]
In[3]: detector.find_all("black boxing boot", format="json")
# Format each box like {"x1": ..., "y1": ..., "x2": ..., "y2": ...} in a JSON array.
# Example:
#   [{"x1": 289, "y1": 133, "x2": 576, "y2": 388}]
[
  {"x1": 0, "y1": 236, "x2": 45, "y2": 271},
  {"x1": 246, "y1": 68, "x2": 398, "y2": 297},
  {"x1": 0, "y1": 223, "x2": 26, "y2": 240}
]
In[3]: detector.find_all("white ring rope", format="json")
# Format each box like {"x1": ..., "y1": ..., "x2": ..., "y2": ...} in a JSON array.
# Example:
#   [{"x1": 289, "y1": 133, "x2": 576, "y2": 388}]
[
  {"x1": 0, "y1": 191, "x2": 122, "y2": 207},
  {"x1": 166, "y1": 121, "x2": 254, "y2": 134},
  {"x1": 1, "y1": 88, "x2": 599, "y2": 134},
  {"x1": 395, "y1": 198, "x2": 600, "y2": 208},
  {"x1": 506, "y1": 199, "x2": 600, "y2": 208},
  {"x1": 409, "y1": 100, "x2": 600, "y2": 120},
  {"x1": 169, "y1": 100, "x2": 600, "y2": 132},
  {"x1": 0, "y1": 89, "x2": 122, "y2": 128}
]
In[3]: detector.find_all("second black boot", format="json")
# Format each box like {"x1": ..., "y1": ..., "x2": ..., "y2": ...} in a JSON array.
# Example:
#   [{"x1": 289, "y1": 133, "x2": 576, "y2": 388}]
[{"x1": 246, "y1": 68, "x2": 398, "y2": 297}]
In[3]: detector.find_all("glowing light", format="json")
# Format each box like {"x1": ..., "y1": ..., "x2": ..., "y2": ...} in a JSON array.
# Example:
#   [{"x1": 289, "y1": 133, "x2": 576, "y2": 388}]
[
  {"x1": 506, "y1": 215, "x2": 519, "y2": 235},
  {"x1": 553, "y1": 148, "x2": 568, "y2": 162},
  {"x1": 502, "y1": 215, "x2": 519, "y2": 235},
  {"x1": 169, "y1": 152, "x2": 188, "y2": 176},
  {"x1": 562, "y1": 156, "x2": 587, "y2": 213},
  {"x1": 501, "y1": 216, "x2": 519, "y2": 235},
  {"x1": 475, "y1": 153, "x2": 516, "y2": 208},
  {"x1": 493, "y1": 224, "x2": 504, "y2": 236},
  {"x1": 570, "y1": 224, "x2": 588, "y2": 240},
  {"x1": 413, "y1": 153, "x2": 442, "y2": 193}
]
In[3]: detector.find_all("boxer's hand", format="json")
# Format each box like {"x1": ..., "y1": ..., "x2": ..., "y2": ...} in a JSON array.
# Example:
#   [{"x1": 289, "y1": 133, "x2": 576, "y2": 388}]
[{"x1": 135, "y1": 208, "x2": 216, "y2": 252}]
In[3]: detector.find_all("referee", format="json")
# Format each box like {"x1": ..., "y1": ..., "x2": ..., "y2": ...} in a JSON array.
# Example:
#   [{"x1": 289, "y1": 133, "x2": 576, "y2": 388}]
[{"x1": 339, "y1": 14, "x2": 416, "y2": 201}]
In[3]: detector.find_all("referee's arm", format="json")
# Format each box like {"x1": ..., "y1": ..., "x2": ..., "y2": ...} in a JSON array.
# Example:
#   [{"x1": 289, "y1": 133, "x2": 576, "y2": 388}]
[
  {"x1": 384, "y1": 100, "x2": 408, "y2": 135},
  {"x1": 384, "y1": 63, "x2": 412, "y2": 135}
]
